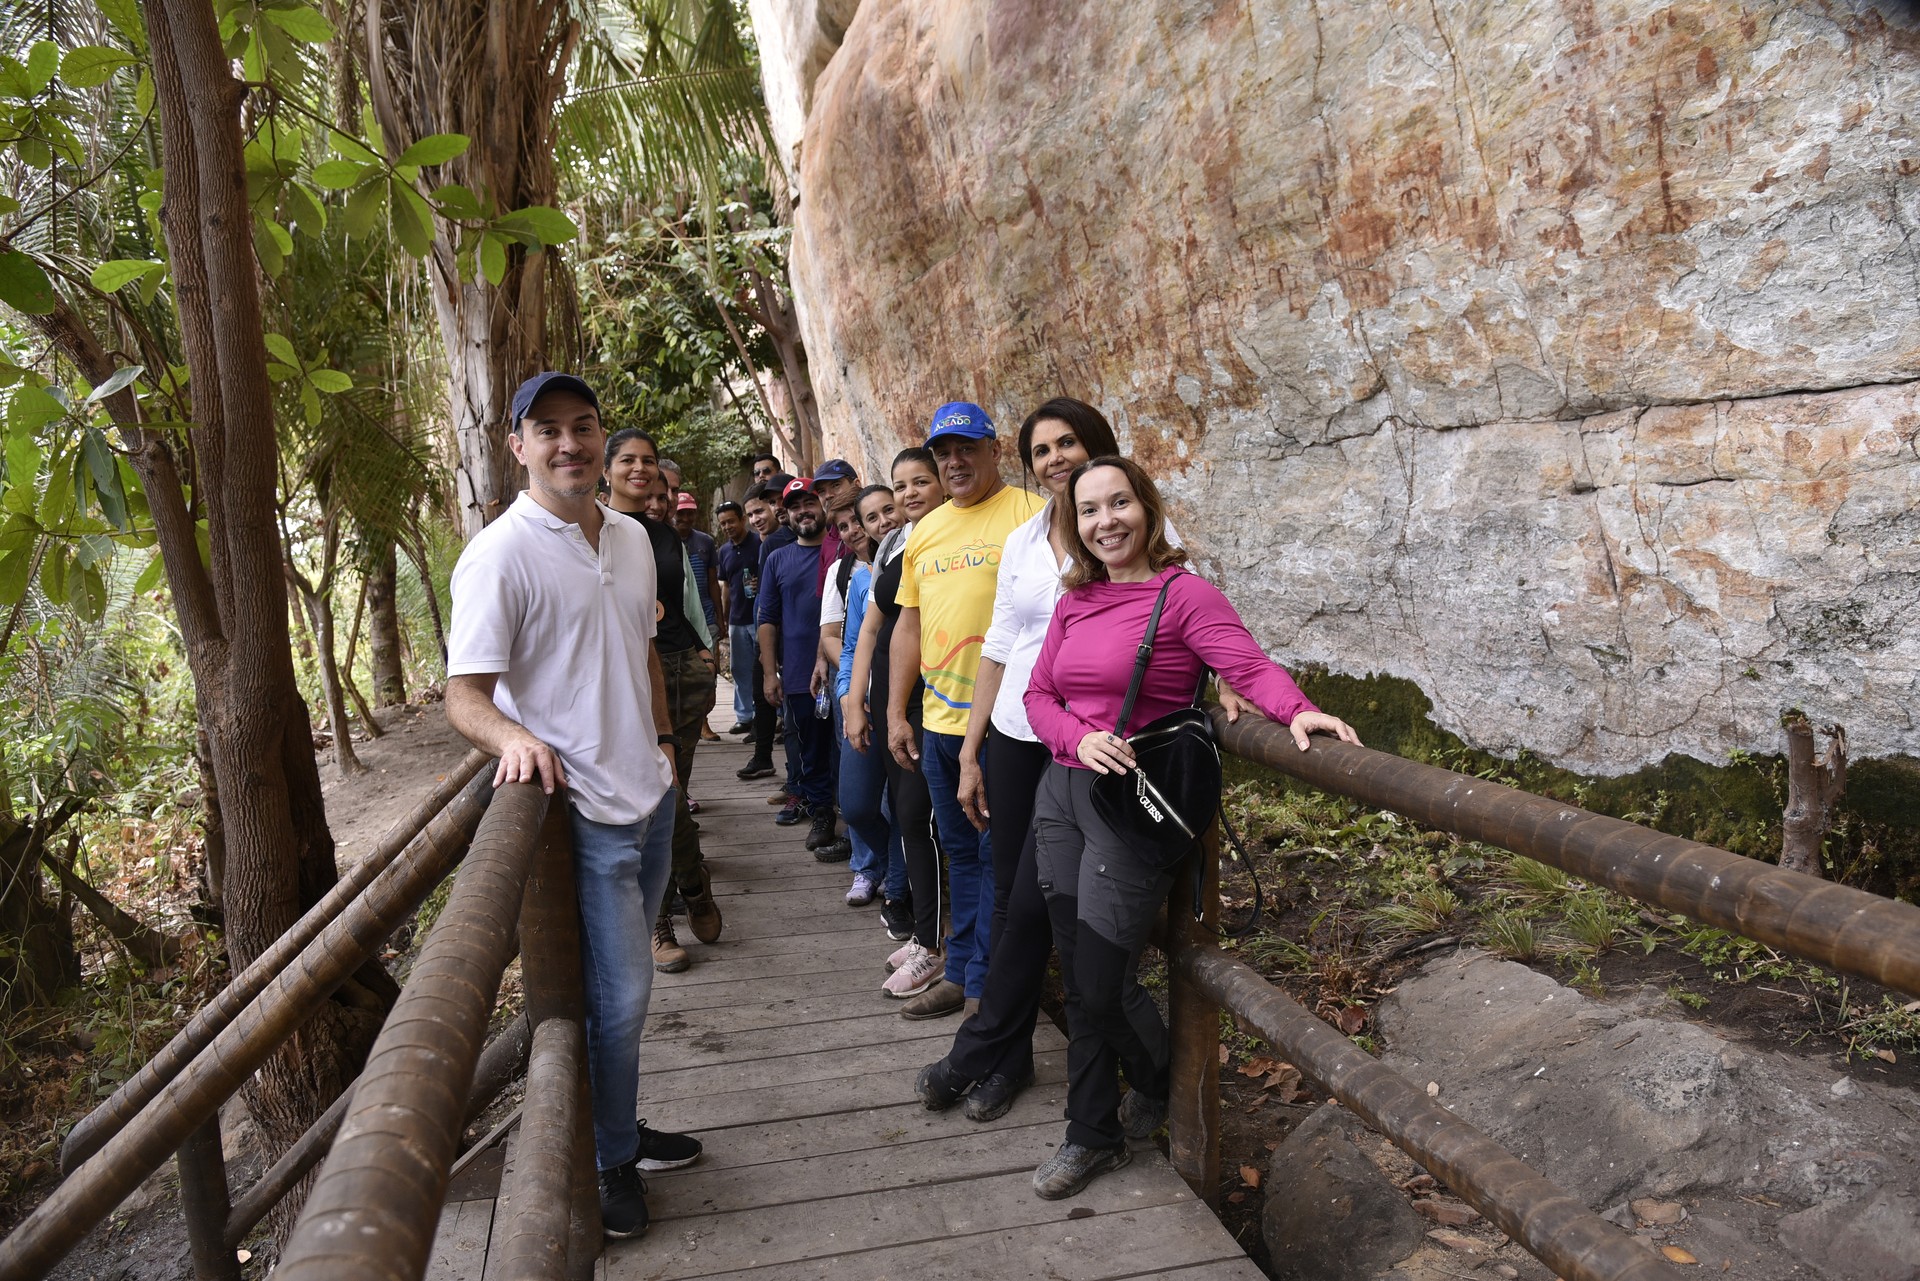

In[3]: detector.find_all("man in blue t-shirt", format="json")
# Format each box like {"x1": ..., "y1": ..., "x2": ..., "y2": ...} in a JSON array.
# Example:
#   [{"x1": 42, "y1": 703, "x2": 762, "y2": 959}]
[
  {"x1": 756, "y1": 478, "x2": 835, "y2": 852},
  {"x1": 713, "y1": 501, "x2": 760, "y2": 735}
]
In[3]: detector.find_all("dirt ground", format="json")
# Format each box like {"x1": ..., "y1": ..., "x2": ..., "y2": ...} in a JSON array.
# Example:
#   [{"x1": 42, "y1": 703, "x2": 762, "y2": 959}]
[{"x1": 317, "y1": 699, "x2": 478, "y2": 866}]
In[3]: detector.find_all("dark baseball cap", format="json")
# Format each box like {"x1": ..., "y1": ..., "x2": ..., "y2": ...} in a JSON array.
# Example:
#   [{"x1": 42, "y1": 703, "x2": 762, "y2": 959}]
[
  {"x1": 813, "y1": 458, "x2": 857, "y2": 483},
  {"x1": 926, "y1": 401, "x2": 994, "y2": 444},
  {"x1": 510, "y1": 372, "x2": 598, "y2": 425},
  {"x1": 780, "y1": 477, "x2": 816, "y2": 506}
]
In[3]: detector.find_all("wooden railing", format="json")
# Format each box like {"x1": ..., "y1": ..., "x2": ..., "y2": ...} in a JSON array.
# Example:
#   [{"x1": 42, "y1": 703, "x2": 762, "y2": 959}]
[
  {"x1": 0, "y1": 753, "x2": 602, "y2": 1281},
  {"x1": 1162, "y1": 709, "x2": 1920, "y2": 1281}
]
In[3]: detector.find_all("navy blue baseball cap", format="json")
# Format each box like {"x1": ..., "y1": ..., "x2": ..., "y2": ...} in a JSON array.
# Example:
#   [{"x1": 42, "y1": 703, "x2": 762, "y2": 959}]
[
  {"x1": 925, "y1": 401, "x2": 995, "y2": 445},
  {"x1": 510, "y1": 372, "x2": 599, "y2": 425},
  {"x1": 813, "y1": 458, "x2": 857, "y2": 483}
]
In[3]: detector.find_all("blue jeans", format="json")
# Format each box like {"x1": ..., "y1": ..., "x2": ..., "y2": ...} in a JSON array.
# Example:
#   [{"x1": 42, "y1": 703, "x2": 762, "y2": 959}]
[
  {"x1": 728, "y1": 624, "x2": 756, "y2": 724},
  {"x1": 839, "y1": 704, "x2": 902, "y2": 891},
  {"x1": 921, "y1": 729, "x2": 993, "y2": 997},
  {"x1": 570, "y1": 792, "x2": 677, "y2": 1171}
]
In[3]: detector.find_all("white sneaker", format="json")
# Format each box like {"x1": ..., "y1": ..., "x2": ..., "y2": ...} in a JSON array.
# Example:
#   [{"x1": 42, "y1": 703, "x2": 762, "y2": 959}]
[
  {"x1": 846, "y1": 873, "x2": 878, "y2": 906},
  {"x1": 883, "y1": 944, "x2": 943, "y2": 998},
  {"x1": 885, "y1": 940, "x2": 919, "y2": 973}
]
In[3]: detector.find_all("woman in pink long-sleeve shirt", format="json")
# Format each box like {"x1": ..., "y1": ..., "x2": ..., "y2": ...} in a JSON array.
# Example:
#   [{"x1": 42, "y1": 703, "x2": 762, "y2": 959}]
[{"x1": 1018, "y1": 457, "x2": 1358, "y2": 1201}]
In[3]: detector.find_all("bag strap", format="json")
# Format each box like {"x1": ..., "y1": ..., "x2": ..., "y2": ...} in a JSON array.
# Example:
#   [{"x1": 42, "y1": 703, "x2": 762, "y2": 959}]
[
  {"x1": 1112, "y1": 571, "x2": 1181, "y2": 739},
  {"x1": 1192, "y1": 804, "x2": 1263, "y2": 940}
]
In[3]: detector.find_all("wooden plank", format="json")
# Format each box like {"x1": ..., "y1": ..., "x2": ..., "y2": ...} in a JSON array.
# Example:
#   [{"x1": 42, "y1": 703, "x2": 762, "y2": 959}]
[
  {"x1": 643, "y1": 1048, "x2": 1070, "y2": 1133},
  {"x1": 641, "y1": 1009, "x2": 975, "y2": 1073},
  {"x1": 686, "y1": 910, "x2": 877, "y2": 943},
  {"x1": 643, "y1": 991, "x2": 903, "y2": 1042},
  {"x1": 644, "y1": 966, "x2": 889, "y2": 1014},
  {"x1": 647, "y1": 1117, "x2": 1064, "y2": 1221},
  {"x1": 647, "y1": 1077, "x2": 1068, "y2": 1173},
  {"x1": 600, "y1": 1164, "x2": 1195, "y2": 1280},
  {"x1": 632, "y1": 1198, "x2": 1257, "y2": 1281},
  {"x1": 424, "y1": 1199, "x2": 493, "y2": 1281},
  {"x1": 649, "y1": 928, "x2": 892, "y2": 969}
]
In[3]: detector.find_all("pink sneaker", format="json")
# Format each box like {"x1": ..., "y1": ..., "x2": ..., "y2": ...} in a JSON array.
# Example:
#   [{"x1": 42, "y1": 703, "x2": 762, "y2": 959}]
[
  {"x1": 883, "y1": 944, "x2": 943, "y2": 998},
  {"x1": 885, "y1": 940, "x2": 919, "y2": 973}
]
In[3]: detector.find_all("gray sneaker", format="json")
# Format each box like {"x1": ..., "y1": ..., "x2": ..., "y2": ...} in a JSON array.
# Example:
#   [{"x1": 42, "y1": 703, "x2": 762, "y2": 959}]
[
  {"x1": 1032, "y1": 1140, "x2": 1131, "y2": 1200},
  {"x1": 1117, "y1": 1089, "x2": 1168, "y2": 1140}
]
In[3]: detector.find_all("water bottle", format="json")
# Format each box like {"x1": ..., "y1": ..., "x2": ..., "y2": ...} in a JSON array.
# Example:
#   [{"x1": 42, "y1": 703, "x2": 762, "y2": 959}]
[{"x1": 815, "y1": 688, "x2": 832, "y2": 720}]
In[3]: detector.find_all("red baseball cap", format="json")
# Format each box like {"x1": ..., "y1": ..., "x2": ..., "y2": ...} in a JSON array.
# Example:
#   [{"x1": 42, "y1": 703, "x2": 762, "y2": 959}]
[
  {"x1": 675, "y1": 492, "x2": 698, "y2": 511},
  {"x1": 779, "y1": 477, "x2": 814, "y2": 506}
]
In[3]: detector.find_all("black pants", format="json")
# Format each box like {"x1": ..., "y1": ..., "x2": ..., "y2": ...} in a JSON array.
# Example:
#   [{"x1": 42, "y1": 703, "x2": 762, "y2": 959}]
[
  {"x1": 1033, "y1": 763, "x2": 1174, "y2": 1151},
  {"x1": 883, "y1": 713, "x2": 941, "y2": 948},
  {"x1": 947, "y1": 729, "x2": 1053, "y2": 1083},
  {"x1": 749, "y1": 649, "x2": 778, "y2": 766}
]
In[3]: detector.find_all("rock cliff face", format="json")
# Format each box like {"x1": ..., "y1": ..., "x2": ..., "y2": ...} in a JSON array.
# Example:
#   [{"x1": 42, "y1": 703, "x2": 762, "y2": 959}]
[{"x1": 761, "y1": 0, "x2": 1920, "y2": 772}]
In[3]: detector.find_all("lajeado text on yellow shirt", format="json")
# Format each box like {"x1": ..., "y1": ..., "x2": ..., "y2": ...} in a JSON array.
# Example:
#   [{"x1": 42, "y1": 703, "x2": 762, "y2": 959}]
[{"x1": 896, "y1": 484, "x2": 1045, "y2": 736}]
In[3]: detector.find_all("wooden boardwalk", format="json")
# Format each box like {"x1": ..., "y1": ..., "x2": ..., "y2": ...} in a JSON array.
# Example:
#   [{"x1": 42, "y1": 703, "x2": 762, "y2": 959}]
[{"x1": 431, "y1": 690, "x2": 1261, "y2": 1280}]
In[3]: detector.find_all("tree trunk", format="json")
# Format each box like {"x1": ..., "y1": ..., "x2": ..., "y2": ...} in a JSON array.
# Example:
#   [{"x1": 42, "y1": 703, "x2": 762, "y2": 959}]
[
  {"x1": 194, "y1": 725, "x2": 226, "y2": 912},
  {"x1": 364, "y1": 538, "x2": 406, "y2": 705},
  {"x1": 1780, "y1": 716, "x2": 1846, "y2": 879},
  {"x1": 142, "y1": 0, "x2": 389, "y2": 1234},
  {"x1": 364, "y1": 0, "x2": 576, "y2": 537},
  {"x1": 0, "y1": 810, "x2": 82, "y2": 1012},
  {"x1": 293, "y1": 573, "x2": 364, "y2": 778}
]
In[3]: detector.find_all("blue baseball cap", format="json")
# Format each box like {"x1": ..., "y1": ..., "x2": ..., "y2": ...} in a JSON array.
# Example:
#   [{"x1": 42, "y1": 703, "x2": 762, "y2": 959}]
[
  {"x1": 510, "y1": 372, "x2": 599, "y2": 425},
  {"x1": 813, "y1": 458, "x2": 857, "y2": 483},
  {"x1": 925, "y1": 401, "x2": 995, "y2": 445}
]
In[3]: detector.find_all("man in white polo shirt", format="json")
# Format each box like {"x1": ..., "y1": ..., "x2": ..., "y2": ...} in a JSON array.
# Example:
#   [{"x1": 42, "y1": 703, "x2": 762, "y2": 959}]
[{"x1": 445, "y1": 372, "x2": 701, "y2": 1241}]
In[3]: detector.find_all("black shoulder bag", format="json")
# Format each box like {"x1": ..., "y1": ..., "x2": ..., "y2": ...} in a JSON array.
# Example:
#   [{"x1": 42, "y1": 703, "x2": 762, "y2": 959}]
[{"x1": 1088, "y1": 571, "x2": 1263, "y2": 937}]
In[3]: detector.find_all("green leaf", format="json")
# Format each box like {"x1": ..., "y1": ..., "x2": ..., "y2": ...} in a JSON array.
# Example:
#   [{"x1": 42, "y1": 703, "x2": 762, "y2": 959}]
[
  {"x1": 0, "y1": 543, "x2": 33, "y2": 604},
  {"x1": 342, "y1": 178, "x2": 386, "y2": 239},
  {"x1": 139, "y1": 265, "x2": 165, "y2": 306},
  {"x1": 60, "y1": 46, "x2": 137, "y2": 89},
  {"x1": 97, "y1": 0, "x2": 148, "y2": 52},
  {"x1": 0, "y1": 57, "x2": 30, "y2": 100},
  {"x1": 81, "y1": 430, "x2": 128, "y2": 529},
  {"x1": 134, "y1": 66, "x2": 153, "y2": 115},
  {"x1": 86, "y1": 365, "x2": 144, "y2": 403},
  {"x1": 264, "y1": 334, "x2": 297, "y2": 365},
  {"x1": 0, "y1": 248, "x2": 58, "y2": 314},
  {"x1": 287, "y1": 181, "x2": 327, "y2": 236},
  {"x1": 265, "y1": 362, "x2": 298, "y2": 383},
  {"x1": 71, "y1": 561, "x2": 106, "y2": 619},
  {"x1": 478, "y1": 232, "x2": 507, "y2": 286},
  {"x1": 243, "y1": 26, "x2": 265, "y2": 84},
  {"x1": 300, "y1": 381, "x2": 321, "y2": 427},
  {"x1": 6, "y1": 386, "x2": 65, "y2": 434},
  {"x1": 398, "y1": 133, "x2": 469, "y2": 167},
  {"x1": 497, "y1": 205, "x2": 578, "y2": 246},
  {"x1": 389, "y1": 180, "x2": 434, "y2": 258},
  {"x1": 0, "y1": 195, "x2": 17, "y2": 216},
  {"x1": 311, "y1": 159, "x2": 368, "y2": 190},
  {"x1": 16, "y1": 136, "x2": 53, "y2": 171},
  {"x1": 430, "y1": 183, "x2": 482, "y2": 220},
  {"x1": 6, "y1": 425, "x2": 41, "y2": 488},
  {"x1": 90, "y1": 259, "x2": 164, "y2": 292},
  {"x1": 263, "y1": 5, "x2": 336, "y2": 43},
  {"x1": 307, "y1": 369, "x2": 352, "y2": 393},
  {"x1": 132, "y1": 550, "x2": 166, "y2": 594},
  {"x1": 25, "y1": 41, "x2": 57, "y2": 94},
  {"x1": 37, "y1": 451, "x2": 72, "y2": 527}
]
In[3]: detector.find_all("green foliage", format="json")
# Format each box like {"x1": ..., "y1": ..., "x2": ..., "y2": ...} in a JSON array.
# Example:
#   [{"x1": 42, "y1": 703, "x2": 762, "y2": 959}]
[{"x1": 1478, "y1": 910, "x2": 1545, "y2": 962}]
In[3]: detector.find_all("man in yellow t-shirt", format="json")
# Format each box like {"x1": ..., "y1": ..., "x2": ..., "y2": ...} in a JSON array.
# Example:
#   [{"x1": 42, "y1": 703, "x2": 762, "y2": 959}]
[{"x1": 888, "y1": 402, "x2": 1045, "y2": 1020}]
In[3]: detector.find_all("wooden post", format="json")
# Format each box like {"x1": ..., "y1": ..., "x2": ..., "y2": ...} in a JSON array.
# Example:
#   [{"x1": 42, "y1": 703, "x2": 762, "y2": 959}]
[
  {"x1": 1781, "y1": 715, "x2": 1846, "y2": 878},
  {"x1": 177, "y1": 1114, "x2": 241, "y2": 1281},
  {"x1": 522, "y1": 801, "x2": 601, "y2": 1277},
  {"x1": 1166, "y1": 821, "x2": 1222, "y2": 1206}
]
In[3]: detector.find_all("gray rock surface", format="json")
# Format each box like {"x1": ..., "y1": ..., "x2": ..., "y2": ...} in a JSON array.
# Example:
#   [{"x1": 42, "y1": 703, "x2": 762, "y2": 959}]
[
  {"x1": 1374, "y1": 949, "x2": 1920, "y2": 1280},
  {"x1": 750, "y1": 0, "x2": 1920, "y2": 773},
  {"x1": 1264, "y1": 1104, "x2": 1429, "y2": 1281}
]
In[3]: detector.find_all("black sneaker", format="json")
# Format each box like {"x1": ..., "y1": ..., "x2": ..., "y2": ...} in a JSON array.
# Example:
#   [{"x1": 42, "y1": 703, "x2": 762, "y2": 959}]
[
  {"x1": 727, "y1": 720, "x2": 754, "y2": 735},
  {"x1": 635, "y1": 1120, "x2": 702, "y2": 1171},
  {"x1": 914, "y1": 1057, "x2": 973, "y2": 1111},
  {"x1": 736, "y1": 758, "x2": 776, "y2": 780},
  {"x1": 598, "y1": 1159, "x2": 649, "y2": 1237},
  {"x1": 880, "y1": 897, "x2": 914, "y2": 941},
  {"x1": 964, "y1": 1067, "x2": 1035, "y2": 1123},
  {"x1": 805, "y1": 805, "x2": 837, "y2": 850},
  {"x1": 813, "y1": 835, "x2": 851, "y2": 864},
  {"x1": 1117, "y1": 1089, "x2": 1169, "y2": 1140},
  {"x1": 774, "y1": 798, "x2": 805, "y2": 825}
]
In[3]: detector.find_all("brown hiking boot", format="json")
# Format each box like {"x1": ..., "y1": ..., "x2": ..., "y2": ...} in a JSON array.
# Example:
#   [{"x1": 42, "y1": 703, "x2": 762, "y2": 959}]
[
  {"x1": 652, "y1": 911, "x2": 690, "y2": 973},
  {"x1": 684, "y1": 866, "x2": 723, "y2": 945}
]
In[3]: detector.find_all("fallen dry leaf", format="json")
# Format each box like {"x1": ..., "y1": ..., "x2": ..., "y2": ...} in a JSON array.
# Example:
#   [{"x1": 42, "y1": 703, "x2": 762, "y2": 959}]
[
  {"x1": 1335, "y1": 1005, "x2": 1367, "y2": 1035},
  {"x1": 1240, "y1": 1165, "x2": 1262, "y2": 1188},
  {"x1": 1218, "y1": 1044, "x2": 1229, "y2": 1064},
  {"x1": 1227, "y1": 1191, "x2": 1246, "y2": 1205},
  {"x1": 1414, "y1": 1200, "x2": 1478, "y2": 1226},
  {"x1": 1872, "y1": 1048, "x2": 1896, "y2": 1064},
  {"x1": 1264, "y1": 1139, "x2": 1281, "y2": 1152},
  {"x1": 1425, "y1": 1229, "x2": 1486, "y2": 1253},
  {"x1": 1661, "y1": 1245, "x2": 1698, "y2": 1265}
]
